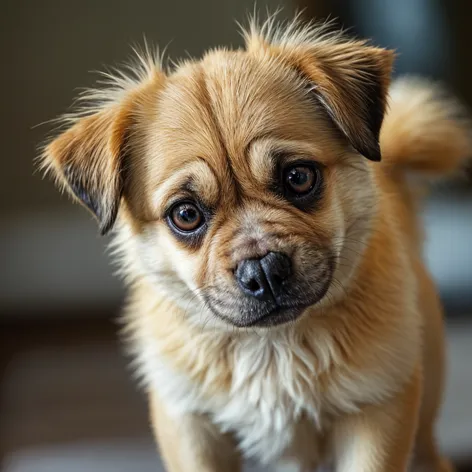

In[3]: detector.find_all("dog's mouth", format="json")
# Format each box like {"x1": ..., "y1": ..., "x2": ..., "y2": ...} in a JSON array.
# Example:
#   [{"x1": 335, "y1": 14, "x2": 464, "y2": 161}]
[
  {"x1": 235, "y1": 303, "x2": 312, "y2": 327},
  {"x1": 204, "y1": 270, "x2": 333, "y2": 328}
]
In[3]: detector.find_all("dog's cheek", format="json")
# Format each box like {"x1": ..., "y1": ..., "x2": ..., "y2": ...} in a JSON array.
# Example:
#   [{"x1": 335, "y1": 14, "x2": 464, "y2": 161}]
[
  {"x1": 334, "y1": 158, "x2": 377, "y2": 239},
  {"x1": 328, "y1": 159, "x2": 378, "y2": 292},
  {"x1": 296, "y1": 168, "x2": 347, "y2": 255},
  {"x1": 323, "y1": 189, "x2": 347, "y2": 259},
  {"x1": 130, "y1": 223, "x2": 200, "y2": 296},
  {"x1": 158, "y1": 230, "x2": 201, "y2": 292}
]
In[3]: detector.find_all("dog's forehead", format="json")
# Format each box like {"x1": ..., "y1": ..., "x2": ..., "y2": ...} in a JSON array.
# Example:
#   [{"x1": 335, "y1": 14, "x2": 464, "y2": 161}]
[
  {"x1": 152, "y1": 51, "x2": 316, "y2": 168},
  {"x1": 197, "y1": 50, "x2": 310, "y2": 149}
]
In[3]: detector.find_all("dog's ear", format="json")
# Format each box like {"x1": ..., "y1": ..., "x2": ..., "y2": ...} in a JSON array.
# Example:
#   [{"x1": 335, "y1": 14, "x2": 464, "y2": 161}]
[
  {"x1": 246, "y1": 21, "x2": 394, "y2": 161},
  {"x1": 44, "y1": 107, "x2": 130, "y2": 235},
  {"x1": 42, "y1": 61, "x2": 165, "y2": 235}
]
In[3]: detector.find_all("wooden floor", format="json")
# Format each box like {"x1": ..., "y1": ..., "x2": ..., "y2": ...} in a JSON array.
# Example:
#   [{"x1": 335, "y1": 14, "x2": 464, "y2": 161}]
[{"x1": 1, "y1": 315, "x2": 471, "y2": 471}]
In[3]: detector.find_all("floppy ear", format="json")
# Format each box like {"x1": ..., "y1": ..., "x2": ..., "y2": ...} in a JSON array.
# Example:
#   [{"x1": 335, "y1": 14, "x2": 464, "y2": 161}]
[
  {"x1": 42, "y1": 57, "x2": 164, "y2": 235},
  {"x1": 44, "y1": 106, "x2": 130, "y2": 235},
  {"x1": 246, "y1": 21, "x2": 395, "y2": 161}
]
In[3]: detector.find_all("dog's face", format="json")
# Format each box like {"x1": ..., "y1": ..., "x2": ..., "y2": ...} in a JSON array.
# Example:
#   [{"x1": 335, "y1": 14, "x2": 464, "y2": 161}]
[{"x1": 43, "y1": 22, "x2": 393, "y2": 328}]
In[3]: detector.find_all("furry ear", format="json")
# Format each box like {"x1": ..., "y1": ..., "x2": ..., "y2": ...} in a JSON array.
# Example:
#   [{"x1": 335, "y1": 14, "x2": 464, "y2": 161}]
[
  {"x1": 43, "y1": 106, "x2": 130, "y2": 235},
  {"x1": 41, "y1": 50, "x2": 164, "y2": 235},
  {"x1": 246, "y1": 20, "x2": 395, "y2": 161}
]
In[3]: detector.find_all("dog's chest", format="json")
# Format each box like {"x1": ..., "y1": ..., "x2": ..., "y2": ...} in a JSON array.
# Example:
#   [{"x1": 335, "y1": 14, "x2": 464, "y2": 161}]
[
  {"x1": 145, "y1": 334, "x2": 342, "y2": 464},
  {"x1": 142, "y1": 316, "x2": 415, "y2": 467},
  {"x1": 211, "y1": 358, "x2": 326, "y2": 464}
]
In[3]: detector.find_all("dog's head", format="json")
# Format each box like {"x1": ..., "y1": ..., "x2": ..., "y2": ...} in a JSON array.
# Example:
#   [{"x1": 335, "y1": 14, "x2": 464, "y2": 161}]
[{"x1": 42, "y1": 20, "x2": 394, "y2": 328}]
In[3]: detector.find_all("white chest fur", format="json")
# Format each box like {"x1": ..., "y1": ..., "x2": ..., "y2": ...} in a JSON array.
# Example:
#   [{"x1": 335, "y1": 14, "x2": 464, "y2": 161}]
[
  {"x1": 136, "y1": 323, "x2": 415, "y2": 466},
  {"x1": 142, "y1": 335, "x2": 318, "y2": 464}
]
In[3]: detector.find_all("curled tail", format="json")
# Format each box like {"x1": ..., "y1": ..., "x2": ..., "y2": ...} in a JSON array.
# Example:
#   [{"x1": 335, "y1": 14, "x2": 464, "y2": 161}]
[{"x1": 380, "y1": 77, "x2": 472, "y2": 178}]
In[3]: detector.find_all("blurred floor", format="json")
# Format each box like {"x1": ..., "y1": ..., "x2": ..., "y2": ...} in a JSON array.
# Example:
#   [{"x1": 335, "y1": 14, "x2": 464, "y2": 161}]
[{"x1": 1, "y1": 316, "x2": 471, "y2": 472}]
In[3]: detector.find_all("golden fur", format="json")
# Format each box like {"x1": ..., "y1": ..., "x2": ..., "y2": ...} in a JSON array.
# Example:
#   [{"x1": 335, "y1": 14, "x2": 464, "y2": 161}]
[{"x1": 41, "y1": 16, "x2": 471, "y2": 472}]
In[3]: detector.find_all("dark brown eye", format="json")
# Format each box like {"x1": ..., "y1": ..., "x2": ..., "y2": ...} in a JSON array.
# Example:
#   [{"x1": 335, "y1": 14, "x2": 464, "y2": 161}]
[
  {"x1": 170, "y1": 202, "x2": 203, "y2": 232},
  {"x1": 284, "y1": 165, "x2": 317, "y2": 195}
]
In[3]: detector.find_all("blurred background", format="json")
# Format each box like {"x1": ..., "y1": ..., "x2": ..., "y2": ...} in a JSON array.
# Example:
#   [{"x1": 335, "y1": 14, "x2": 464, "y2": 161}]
[{"x1": 1, "y1": 0, "x2": 471, "y2": 471}]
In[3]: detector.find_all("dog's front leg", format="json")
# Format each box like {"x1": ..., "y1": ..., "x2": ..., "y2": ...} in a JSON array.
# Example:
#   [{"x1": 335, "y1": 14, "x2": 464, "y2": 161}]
[
  {"x1": 149, "y1": 390, "x2": 241, "y2": 472},
  {"x1": 332, "y1": 367, "x2": 422, "y2": 472}
]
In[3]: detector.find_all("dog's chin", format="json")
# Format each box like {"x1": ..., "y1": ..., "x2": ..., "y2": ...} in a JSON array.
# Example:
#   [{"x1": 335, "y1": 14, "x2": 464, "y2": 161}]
[
  {"x1": 235, "y1": 304, "x2": 311, "y2": 328},
  {"x1": 208, "y1": 278, "x2": 332, "y2": 329}
]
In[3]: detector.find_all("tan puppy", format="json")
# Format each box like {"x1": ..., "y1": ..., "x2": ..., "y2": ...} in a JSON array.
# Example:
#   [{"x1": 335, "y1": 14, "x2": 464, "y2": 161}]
[{"x1": 41, "y1": 17, "x2": 471, "y2": 472}]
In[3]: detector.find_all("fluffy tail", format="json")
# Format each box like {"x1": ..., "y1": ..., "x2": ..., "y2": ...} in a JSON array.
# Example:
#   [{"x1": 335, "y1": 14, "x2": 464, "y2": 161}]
[{"x1": 380, "y1": 77, "x2": 472, "y2": 178}]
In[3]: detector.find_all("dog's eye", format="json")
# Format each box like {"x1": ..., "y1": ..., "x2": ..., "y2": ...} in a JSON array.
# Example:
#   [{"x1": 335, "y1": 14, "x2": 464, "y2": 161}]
[
  {"x1": 283, "y1": 164, "x2": 319, "y2": 196},
  {"x1": 170, "y1": 202, "x2": 203, "y2": 232}
]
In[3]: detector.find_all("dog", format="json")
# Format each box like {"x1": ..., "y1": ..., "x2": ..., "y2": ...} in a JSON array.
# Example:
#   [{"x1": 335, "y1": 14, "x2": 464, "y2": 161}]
[{"x1": 41, "y1": 15, "x2": 471, "y2": 472}]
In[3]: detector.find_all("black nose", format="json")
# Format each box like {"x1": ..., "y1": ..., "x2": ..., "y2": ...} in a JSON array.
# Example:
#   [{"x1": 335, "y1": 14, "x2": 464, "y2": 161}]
[{"x1": 235, "y1": 252, "x2": 292, "y2": 301}]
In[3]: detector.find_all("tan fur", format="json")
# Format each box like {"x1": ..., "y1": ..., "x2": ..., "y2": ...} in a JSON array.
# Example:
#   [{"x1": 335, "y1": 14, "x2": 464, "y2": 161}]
[
  {"x1": 381, "y1": 77, "x2": 471, "y2": 176},
  {"x1": 41, "y1": 16, "x2": 469, "y2": 472},
  {"x1": 150, "y1": 390, "x2": 241, "y2": 471}
]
